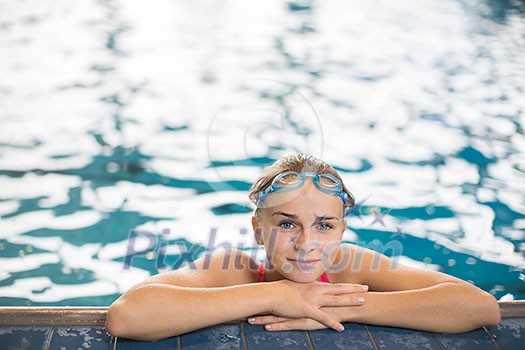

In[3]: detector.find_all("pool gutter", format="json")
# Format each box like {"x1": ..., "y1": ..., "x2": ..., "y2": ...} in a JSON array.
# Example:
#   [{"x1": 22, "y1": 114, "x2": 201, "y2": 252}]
[{"x1": 0, "y1": 301, "x2": 524, "y2": 326}]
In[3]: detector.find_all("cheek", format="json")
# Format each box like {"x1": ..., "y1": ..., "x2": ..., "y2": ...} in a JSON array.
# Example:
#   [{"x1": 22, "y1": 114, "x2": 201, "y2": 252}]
[
  {"x1": 313, "y1": 230, "x2": 341, "y2": 243},
  {"x1": 320, "y1": 239, "x2": 341, "y2": 261},
  {"x1": 262, "y1": 231, "x2": 295, "y2": 258},
  {"x1": 261, "y1": 223, "x2": 297, "y2": 242},
  {"x1": 273, "y1": 231, "x2": 296, "y2": 248}
]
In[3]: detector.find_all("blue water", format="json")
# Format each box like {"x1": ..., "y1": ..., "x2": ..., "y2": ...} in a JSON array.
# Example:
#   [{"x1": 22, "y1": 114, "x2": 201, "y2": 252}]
[{"x1": 0, "y1": 0, "x2": 524, "y2": 306}]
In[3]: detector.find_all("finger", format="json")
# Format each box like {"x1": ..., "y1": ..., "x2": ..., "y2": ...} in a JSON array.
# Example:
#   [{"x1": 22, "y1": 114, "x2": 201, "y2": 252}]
[
  {"x1": 323, "y1": 283, "x2": 369, "y2": 295},
  {"x1": 265, "y1": 318, "x2": 325, "y2": 331},
  {"x1": 248, "y1": 315, "x2": 289, "y2": 324},
  {"x1": 305, "y1": 305, "x2": 345, "y2": 332},
  {"x1": 321, "y1": 294, "x2": 366, "y2": 307}
]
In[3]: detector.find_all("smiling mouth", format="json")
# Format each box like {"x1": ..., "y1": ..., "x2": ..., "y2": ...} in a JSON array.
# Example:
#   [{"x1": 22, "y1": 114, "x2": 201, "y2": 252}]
[{"x1": 288, "y1": 258, "x2": 320, "y2": 265}]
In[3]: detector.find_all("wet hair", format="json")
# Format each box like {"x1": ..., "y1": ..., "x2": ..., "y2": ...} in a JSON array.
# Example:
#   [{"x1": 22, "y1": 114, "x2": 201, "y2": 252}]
[{"x1": 249, "y1": 154, "x2": 355, "y2": 214}]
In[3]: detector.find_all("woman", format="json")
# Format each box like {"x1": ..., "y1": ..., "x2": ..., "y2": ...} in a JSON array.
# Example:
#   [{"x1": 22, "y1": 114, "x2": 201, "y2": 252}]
[{"x1": 106, "y1": 154, "x2": 501, "y2": 341}]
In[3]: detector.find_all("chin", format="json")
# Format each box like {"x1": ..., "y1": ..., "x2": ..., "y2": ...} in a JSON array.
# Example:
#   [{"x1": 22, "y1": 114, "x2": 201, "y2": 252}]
[
  {"x1": 291, "y1": 276, "x2": 318, "y2": 283},
  {"x1": 285, "y1": 270, "x2": 322, "y2": 283}
]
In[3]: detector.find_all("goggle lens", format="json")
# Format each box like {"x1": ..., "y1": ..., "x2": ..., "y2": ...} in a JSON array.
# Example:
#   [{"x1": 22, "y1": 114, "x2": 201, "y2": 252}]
[
  {"x1": 276, "y1": 173, "x2": 301, "y2": 187},
  {"x1": 317, "y1": 174, "x2": 341, "y2": 190}
]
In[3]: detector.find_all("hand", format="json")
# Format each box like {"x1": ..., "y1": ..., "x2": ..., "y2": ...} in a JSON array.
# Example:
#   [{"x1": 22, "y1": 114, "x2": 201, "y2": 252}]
[
  {"x1": 248, "y1": 305, "x2": 360, "y2": 331},
  {"x1": 248, "y1": 314, "x2": 327, "y2": 331},
  {"x1": 265, "y1": 280, "x2": 367, "y2": 332}
]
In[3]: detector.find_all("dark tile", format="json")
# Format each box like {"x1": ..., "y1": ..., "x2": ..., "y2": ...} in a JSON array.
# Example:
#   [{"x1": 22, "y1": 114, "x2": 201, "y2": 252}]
[
  {"x1": 49, "y1": 326, "x2": 112, "y2": 350},
  {"x1": 309, "y1": 323, "x2": 375, "y2": 349},
  {"x1": 243, "y1": 323, "x2": 310, "y2": 349},
  {"x1": 181, "y1": 324, "x2": 243, "y2": 350},
  {"x1": 0, "y1": 326, "x2": 51, "y2": 350},
  {"x1": 116, "y1": 335, "x2": 179, "y2": 350},
  {"x1": 368, "y1": 326, "x2": 439, "y2": 349},
  {"x1": 433, "y1": 328, "x2": 499, "y2": 350},
  {"x1": 488, "y1": 317, "x2": 525, "y2": 349}
]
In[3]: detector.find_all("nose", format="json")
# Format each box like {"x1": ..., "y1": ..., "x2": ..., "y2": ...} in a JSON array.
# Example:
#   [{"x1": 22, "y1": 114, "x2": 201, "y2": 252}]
[{"x1": 294, "y1": 228, "x2": 317, "y2": 253}]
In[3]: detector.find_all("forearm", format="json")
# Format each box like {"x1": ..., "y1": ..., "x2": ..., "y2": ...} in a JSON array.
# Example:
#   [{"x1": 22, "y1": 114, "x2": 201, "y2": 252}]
[
  {"x1": 333, "y1": 283, "x2": 501, "y2": 333},
  {"x1": 106, "y1": 283, "x2": 271, "y2": 340}
]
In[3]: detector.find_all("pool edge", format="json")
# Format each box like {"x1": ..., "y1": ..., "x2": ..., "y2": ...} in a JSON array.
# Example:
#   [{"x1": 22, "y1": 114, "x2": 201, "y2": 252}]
[{"x1": 0, "y1": 301, "x2": 524, "y2": 326}]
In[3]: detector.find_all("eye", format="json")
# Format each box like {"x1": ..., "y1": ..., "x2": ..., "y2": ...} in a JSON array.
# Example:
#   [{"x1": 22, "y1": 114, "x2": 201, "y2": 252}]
[
  {"x1": 317, "y1": 223, "x2": 333, "y2": 231},
  {"x1": 279, "y1": 221, "x2": 295, "y2": 230}
]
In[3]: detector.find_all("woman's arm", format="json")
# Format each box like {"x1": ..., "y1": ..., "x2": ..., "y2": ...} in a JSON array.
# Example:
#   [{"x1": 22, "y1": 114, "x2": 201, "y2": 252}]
[
  {"x1": 107, "y1": 280, "x2": 271, "y2": 340},
  {"x1": 335, "y1": 282, "x2": 500, "y2": 333},
  {"x1": 343, "y1": 246, "x2": 501, "y2": 333},
  {"x1": 250, "y1": 246, "x2": 500, "y2": 333},
  {"x1": 250, "y1": 283, "x2": 499, "y2": 333},
  {"x1": 106, "y1": 250, "x2": 367, "y2": 340}
]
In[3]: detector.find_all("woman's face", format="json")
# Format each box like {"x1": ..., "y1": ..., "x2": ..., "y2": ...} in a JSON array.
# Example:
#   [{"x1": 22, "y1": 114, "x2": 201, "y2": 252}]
[{"x1": 252, "y1": 179, "x2": 346, "y2": 283}]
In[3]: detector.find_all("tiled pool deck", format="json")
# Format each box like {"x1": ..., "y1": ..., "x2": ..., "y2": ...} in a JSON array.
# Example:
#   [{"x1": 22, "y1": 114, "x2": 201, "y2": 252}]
[{"x1": 1, "y1": 302, "x2": 523, "y2": 349}]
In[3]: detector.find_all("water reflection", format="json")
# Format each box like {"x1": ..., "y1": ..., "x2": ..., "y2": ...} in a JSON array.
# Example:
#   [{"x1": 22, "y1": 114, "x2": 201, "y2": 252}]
[{"x1": 0, "y1": 0, "x2": 523, "y2": 305}]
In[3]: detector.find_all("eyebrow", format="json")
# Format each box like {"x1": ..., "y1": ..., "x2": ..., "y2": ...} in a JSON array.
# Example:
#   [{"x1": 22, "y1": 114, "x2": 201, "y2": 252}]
[
  {"x1": 313, "y1": 214, "x2": 340, "y2": 222},
  {"x1": 272, "y1": 211, "x2": 299, "y2": 219}
]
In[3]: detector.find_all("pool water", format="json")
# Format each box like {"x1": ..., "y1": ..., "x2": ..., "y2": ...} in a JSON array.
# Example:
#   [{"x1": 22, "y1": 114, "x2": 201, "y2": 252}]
[{"x1": 0, "y1": 0, "x2": 524, "y2": 306}]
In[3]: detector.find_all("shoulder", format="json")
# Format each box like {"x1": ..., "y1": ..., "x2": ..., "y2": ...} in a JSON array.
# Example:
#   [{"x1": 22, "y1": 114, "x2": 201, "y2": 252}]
[
  {"x1": 324, "y1": 244, "x2": 355, "y2": 283},
  {"x1": 329, "y1": 244, "x2": 463, "y2": 291},
  {"x1": 195, "y1": 249, "x2": 260, "y2": 285},
  {"x1": 140, "y1": 249, "x2": 260, "y2": 288},
  {"x1": 327, "y1": 244, "x2": 396, "y2": 284}
]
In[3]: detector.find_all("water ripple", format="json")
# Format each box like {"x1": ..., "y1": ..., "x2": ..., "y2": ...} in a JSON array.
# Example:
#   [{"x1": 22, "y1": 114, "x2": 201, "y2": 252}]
[{"x1": 0, "y1": 0, "x2": 523, "y2": 304}]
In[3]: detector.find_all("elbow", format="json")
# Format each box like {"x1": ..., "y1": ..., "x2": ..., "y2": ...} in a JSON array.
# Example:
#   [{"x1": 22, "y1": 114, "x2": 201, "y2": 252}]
[
  {"x1": 482, "y1": 294, "x2": 501, "y2": 326},
  {"x1": 449, "y1": 285, "x2": 501, "y2": 333},
  {"x1": 106, "y1": 299, "x2": 148, "y2": 339},
  {"x1": 467, "y1": 289, "x2": 501, "y2": 329},
  {"x1": 106, "y1": 300, "x2": 132, "y2": 339},
  {"x1": 106, "y1": 297, "x2": 176, "y2": 342}
]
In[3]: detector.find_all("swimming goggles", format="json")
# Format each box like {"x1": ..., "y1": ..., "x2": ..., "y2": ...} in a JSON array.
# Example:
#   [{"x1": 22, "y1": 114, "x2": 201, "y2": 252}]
[{"x1": 256, "y1": 171, "x2": 351, "y2": 208}]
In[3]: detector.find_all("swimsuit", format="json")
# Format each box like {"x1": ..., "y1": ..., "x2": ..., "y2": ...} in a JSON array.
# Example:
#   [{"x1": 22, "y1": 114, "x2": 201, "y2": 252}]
[{"x1": 257, "y1": 263, "x2": 331, "y2": 283}]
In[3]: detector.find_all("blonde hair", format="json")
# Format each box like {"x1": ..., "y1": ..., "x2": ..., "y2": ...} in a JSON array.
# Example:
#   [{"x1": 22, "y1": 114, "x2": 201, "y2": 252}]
[{"x1": 249, "y1": 154, "x2": 355, "y2": 211}]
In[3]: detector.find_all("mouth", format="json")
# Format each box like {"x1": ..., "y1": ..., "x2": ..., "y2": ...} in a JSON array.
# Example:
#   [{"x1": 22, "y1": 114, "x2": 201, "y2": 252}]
[{"x1": 287, "y1": 258, "x2": 320, "y2": 270}]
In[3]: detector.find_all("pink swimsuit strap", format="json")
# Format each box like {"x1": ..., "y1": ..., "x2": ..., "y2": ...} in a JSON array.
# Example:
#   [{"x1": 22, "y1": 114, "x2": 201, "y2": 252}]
[{"x1": 257, "y1": 263, "x2": 330, "y2": 283}]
